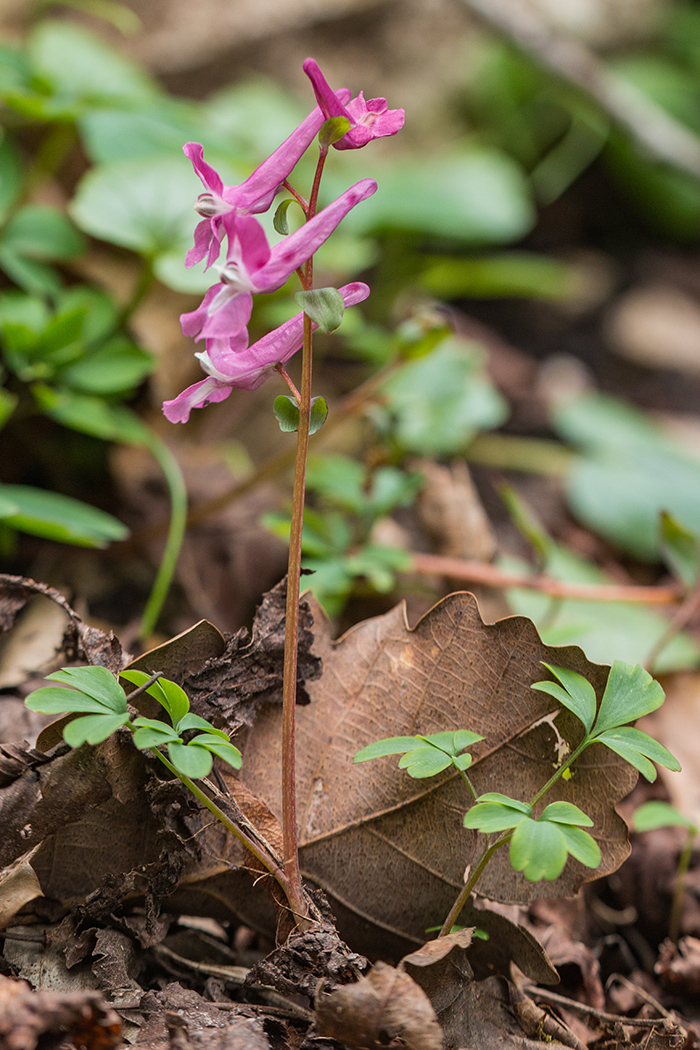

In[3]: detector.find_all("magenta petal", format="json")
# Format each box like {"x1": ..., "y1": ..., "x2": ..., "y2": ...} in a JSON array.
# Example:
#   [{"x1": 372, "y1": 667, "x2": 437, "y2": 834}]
[
  {"x1": 200, "y1": 290, "x2": 253, "y2": 340},
  {"x1": 163, "y1": 377, "x2": 232, "y2": 423},
  {"x1": 224, "y1": 213, "x2": 271, "y2": 274},
  {"x1": 302, "y1": 59, "x2": 351, "y2": 122},
  {"x1": 253, "y1": 179, "x2": 377, "y2": 291},
  {"x1": 186, "y1": 218, "x2": 217, "y2": 268},
  {"x1": 180, "y1": 286, "x2": 218, "y2": 338},
  {"x1": 183, "y1": 143, "x2": 224, "y2": 196}
]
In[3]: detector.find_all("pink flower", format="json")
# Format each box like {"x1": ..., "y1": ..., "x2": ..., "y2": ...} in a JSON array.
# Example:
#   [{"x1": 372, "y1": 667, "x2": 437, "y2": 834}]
[
  {"x1": 180, "y1": 178, "x2": 377, "y2": 343},
  {"x1": 184, "y1": 89, "x2": 352, "y2": 269},
  {"x1": 164, "y1": 282, "x2": 370, "y2": 422},
  {"x1": 302, "y1": 59, "x2": 404, "y2": 150}
]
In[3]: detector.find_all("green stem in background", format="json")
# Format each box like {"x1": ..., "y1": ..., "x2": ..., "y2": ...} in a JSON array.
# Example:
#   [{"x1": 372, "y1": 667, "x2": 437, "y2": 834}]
[
  {"x1": 138, "y1": 433, "x2": 188, "y2": 639},
  {"x1": 18, "y1": 123, "x2": 78, "y2": 206},
  {"x1": 279, "y1": 144, "x2": 330, "y2": 931},
  {"x1": 118, "y1": 258, "x2": 156, "y2": 329},
  {"x1": 670, "y1": 826, "x2": 697, "y2": 944}
]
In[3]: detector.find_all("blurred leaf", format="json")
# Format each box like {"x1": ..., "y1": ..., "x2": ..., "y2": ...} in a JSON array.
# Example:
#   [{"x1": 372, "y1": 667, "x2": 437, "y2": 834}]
[
  {"x1": 0, "y1": 251, "x2": 61, "y2": 296},
  {"x1": 381, "y1": 338, "x2": 508, "y2": 454},
  {"x1": 79, "y1": 98, "x2": 205, "y2": 163},
  {"x1": 33, "y1": 385, "x2": 150, "y2": 443},
  {"x1": 632, "y1": 800, "x2": 696, "y2": 833},
  {"x1": 553, "y1": 393, "x2": 700, "y2": 561},
  {"x1": 28, "y1": 20, "x2": 159, "y2": 107},
  {"x1": 342, "y1": 149, "x2": 534, "y2": 243},
  {"x1": 0, "y1": 135, "x2": 22, "y2": 220},
  {"x1": 419, "y1": 252, "x2": 577, "y2": 300},
  {"x1": 660, "y1": 511, "x2": 700, "y2": 591},
  {"x1": 0, "y1": 483, "x2": 128, "y2": 547},
  {"x1": 61, "y1": 337, "x2": 154, "y2": 394},
  {"x1": 505, "y1": 542, "x2": 700, "y2": 673},
  {"x1": 1, "y1": 206, "x2": 86, "y2": 260},
  {"x1": 70, "y1": 157, "x2": 197, "y2": 262}
]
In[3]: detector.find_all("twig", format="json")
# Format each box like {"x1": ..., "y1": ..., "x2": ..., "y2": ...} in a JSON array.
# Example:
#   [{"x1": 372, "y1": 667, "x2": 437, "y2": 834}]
[
  {"x1": 410, "y1": 552, "x2": 682, "y2": 605},
  {"x1": 460, "y1": 0, "x2": 700, "y2": 179},
  {"x1": 645, "y1": 583, "x2": 700, "y2": 667},
  {"x1": 528, "y1": 986, "x2": 673, "y2": 1029}
]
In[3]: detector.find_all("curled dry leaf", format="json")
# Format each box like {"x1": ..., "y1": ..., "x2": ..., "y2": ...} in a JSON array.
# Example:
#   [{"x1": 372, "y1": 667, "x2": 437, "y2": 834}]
[
  {"x1": 0, "y1": 846, "x2": 42, "y2": 930},
  {"x1": 240, "y1": 592, "x2": 636, "y2": 954},
  {"x1": 315, "y1": 961, "x2": 443, "y2": 1050}
]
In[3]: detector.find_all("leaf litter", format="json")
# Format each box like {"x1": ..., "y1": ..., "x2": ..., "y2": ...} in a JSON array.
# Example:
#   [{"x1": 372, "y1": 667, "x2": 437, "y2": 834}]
[{"x1": 0, "y1": 576, "x2": 694, "y2": 1050}]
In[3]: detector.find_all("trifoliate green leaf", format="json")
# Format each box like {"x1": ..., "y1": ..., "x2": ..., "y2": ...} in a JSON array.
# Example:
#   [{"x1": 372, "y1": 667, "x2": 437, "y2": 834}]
[
  {"x1": 592, "y1": 661, "x2": 665, "y2": 735},
  {"x1": 47, "y1": 666, "x2": 126, "y2": 712},
  {"x1": 354, "y1": 736, "x2": 423, "y2": 762},
  {"x1": 398, "y1": 746, "x2": 453, "y2": 778}
]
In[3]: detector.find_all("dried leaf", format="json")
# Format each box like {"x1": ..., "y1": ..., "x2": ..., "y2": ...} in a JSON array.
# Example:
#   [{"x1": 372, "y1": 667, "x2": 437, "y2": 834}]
[
  {"x1": 315, "y1": 961, "x2": 443, "y2": 1050},
  {"x1": 0, "y1": 974, "x2": 121, "y2": 1049},
  {"x1": 0, "y1": 846, "x2": 42, "y2": 930},
  {"x1": 241, "y1": 593, "x2": 636, "y2": 953}
]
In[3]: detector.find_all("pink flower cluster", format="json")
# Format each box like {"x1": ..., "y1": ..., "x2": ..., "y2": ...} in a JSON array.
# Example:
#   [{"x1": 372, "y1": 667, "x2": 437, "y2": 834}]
[{"x1": 164, "y1": 60, "x2": 404, "y2": 424}]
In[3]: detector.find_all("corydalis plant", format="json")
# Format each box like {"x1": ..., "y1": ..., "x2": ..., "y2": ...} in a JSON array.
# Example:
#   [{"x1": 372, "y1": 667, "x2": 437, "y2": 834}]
[
  {"x1": 162, "y1": 59, "x2": 403, "y2": 932},
  {"x1": 355, "y1": 659, "x2": 680, "y2": 934}
]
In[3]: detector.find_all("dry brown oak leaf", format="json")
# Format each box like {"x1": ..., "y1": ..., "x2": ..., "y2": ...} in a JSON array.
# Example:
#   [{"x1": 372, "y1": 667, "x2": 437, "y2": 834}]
[{"x1": 240, "y1": 592, "x2": 637, "y2": 951}]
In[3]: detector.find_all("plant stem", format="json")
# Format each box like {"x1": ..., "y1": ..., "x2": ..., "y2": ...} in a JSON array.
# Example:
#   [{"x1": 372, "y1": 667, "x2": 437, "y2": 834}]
[
  {"x1": 669, "y1": 826, "x2": 697, "y2": 943},
  {"x1": 138, "y1": 434, "x2": 188, "y2": 639},
  {"x1": 438, "y1": 832, "x2": 512, "y2": 935},
  {"x1": 278, "y1": 145, "x2": 330, "y2": 931},
  {"x1": 529, "y1": 738, "x2": 590, "y2": 807},
  {"x1": 118, "y1": 258, "x2": 156, "y2": 329},
  {"x1": 152, "y1": 749, "x2": 295, "y2": 901}
]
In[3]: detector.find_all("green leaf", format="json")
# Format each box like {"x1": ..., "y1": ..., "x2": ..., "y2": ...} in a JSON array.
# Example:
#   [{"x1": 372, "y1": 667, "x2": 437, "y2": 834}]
[
  {"x1": 660, "y1": 512, "x2": 699, "y2": 591},
  {"x1": 509, "y1": 819, "x2": 568, "y2": 881},
  {"x1": 0, "y1": 135, "x2": 22, "y2": 221},
  {"x1": 463, "y1": 801, "x2": 530, "y2": 833},
  {"x1": 295, "y1": 287, "x2": 345, "y2": 333},
  {"x1": 453, "y1": 753, "x2": 473, "y2": 771},
  {"x1": 61, "y1": 338, "x2": 154, "y2": 395},
  {"x1": 532, "y1": 664, "x2": 597, "y2": 734},
  {"x1": 558, "y1": 825, "x2": 601, "y2": 869},
  {"x1": 419, "y1": 252, "x2": 577, "y2": 301},
  {"x1": 48, "y1": 666, "x2": 126, "y2": 711},
  {"x1": 153, "y1": 678, "x2": 190, "y2": 726},
  {"x1": 0, "y1": 250, "x2": 62, "y2": 296},
  {"x1": 632, "y1": 801, "x2": 696, "y2": 833},
  {"x1": 319, "y1": 116, "x2": 351, "y2": 148},
  {"x1": 1, "y1": 206, "x2": 86, "y2": 261},
  {"x1": 132, "y1": 720, "x2": 181, "y2": 749},
  {"x1": 475, "y1": 793, "x2": 532, "y2": 814},
  {"x1": 273, "y1": 395, "x2": 299, "y2": 433},
  {"x1": 594, "y1": 727, "x2": 681, "y2": 782},
  {"x1": 28, "y1": 20, "x2": 159, "y2": 106},
  {"x1": 33, "y1": 386, "x2": 150, "y2": 444},
  {"x1": 24, "y1": 686, "x2": 112, "y2": 715},
  {"x1": 167, "y1": 741, "x2": 213, "y2": 779},
  {"x1": 189, "y1": 735, "x2": 242, "y2": 769},
  {"x1": 273, "y1": 198, "x2": 298, "y2": 236},
  {"x1": 63, "y1": 712, "x2": 130, "y2": 747},
  {"x1": 553, "y1": 393, "x2": 700, "y2": 561},
  {"x1": 398, "y1": 746, "x2": 453, "y2": 778},
  {"x1": 539, "y1": 801, "x2": 593, "y2": 827},
  {"x1": 339, "y1": 148, "x2": 534, "y2": 243},
  {"x1": 176, "y1": 713, "x2": 228, "y2": 736},
  {"x1": 0, "y1": 483, "x2": 128, "y2": 548},
  {"x1": 381, "y1": 339, "x2": 508, "y2": 455},
  {"x1": 309, "y1": 396, "x2": 328, "y2": 435},
  {"x1": 70, "y1": 158, "x2": 197, "y2": 260},
  {"x1": 354, "y1": 736, "x2": 423, "y2": 762},
  {"x1": 592, "y1": 661, "x2": 665, "y2": 735}
]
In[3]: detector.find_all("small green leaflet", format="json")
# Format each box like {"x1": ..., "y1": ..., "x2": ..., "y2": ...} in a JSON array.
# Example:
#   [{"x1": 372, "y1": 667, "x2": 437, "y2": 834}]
[
  {"x1": 632, "y1": 801, "x2": 697, "y2": 833},
  {"x1": 295, "y1": 287, "x2": 345, "y2": 333},
  {"x1": 532, "y1": 663, "x2": 597, "y2": 734},
  {"x1": 354, "y1": 729, "x2": 483, "y2": 779}
]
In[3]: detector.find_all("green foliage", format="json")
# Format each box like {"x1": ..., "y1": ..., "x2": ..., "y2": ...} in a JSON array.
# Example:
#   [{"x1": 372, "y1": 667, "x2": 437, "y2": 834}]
[
  {"x1": 357, "y1": 660, "x2": 678, "y2": 894},
  {"x1": 632, "y1": 800, "x2": 697, "y2": 834},
  {"x1": 354, "y1": 730, "x2": 484, "y2": 778},
  {"x1": 532, "y1": 661, "x2": 680, "y2": 783},
  {"x1": 0, "y1": 484, "x2": 127, "y2": 547},
  {"x1": 295, "y1": 288, "x2": 345, "y2": 333},
  {"x1": 379, "y1": 337, "x2": 508, "y2": 455},
  {"x1": 660, "y1": 512, "x2": 700, "y2": 591},
  {"x1": 25, "y1": 665, "x2": 241, "y2": 780},
  {"x1": 553, "y1": 393, "x2": 700, "y2": 562},
  {"x1": 266, "y1": 455, "x2": 421, "y2": 615}
]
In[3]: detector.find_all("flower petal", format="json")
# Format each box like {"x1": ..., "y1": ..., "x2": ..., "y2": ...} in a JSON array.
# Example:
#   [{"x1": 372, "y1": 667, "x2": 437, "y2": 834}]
[{"x1": 162, "y1": 377, "x2": 232, "y2": 423}]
